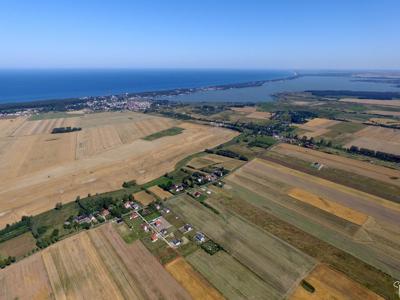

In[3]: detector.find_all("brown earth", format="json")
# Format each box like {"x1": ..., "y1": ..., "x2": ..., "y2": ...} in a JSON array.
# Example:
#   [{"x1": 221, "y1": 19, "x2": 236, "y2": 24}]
[{"x1": 0, "y1": 112, "x2": 237, "y2": 227}]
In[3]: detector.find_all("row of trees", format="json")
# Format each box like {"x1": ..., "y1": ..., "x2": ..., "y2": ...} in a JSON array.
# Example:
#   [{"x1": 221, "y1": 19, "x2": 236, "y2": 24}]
[{"x1": 347, "y1": 146, "x2": 400, "y2": 163}]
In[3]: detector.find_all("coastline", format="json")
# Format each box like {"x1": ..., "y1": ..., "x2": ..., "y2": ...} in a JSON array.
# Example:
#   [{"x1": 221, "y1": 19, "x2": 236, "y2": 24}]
[{"x1": 0, "y1": 72, "x2": 299, "y2": 110}]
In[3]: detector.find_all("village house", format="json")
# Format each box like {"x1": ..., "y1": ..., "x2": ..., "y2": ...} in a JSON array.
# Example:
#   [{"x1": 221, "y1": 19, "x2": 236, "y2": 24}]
[
  {"x1": 151, "y1": 233, "x2": 159, "y2": 242},
  {"x1": 171, "y1": 239, "x2": 182, "y2": 247},
  {"x1": 183, "y1": 224, "x2": 193, "y2": 233},
  {"x1": 130, "y1": 212, "x2": 139, "y2": 220},
  {"x1": 141, "y1": 223, "x2": 149, "y2": 232},
  {"x1": 73, "y1": 215, "x2": 91, "y2": 225},
  {"x1": 194, "y1": 232, "x2": 206, "y2": 243},
  {"x1": 101, "y1": 209, "x2": 110, "y2": 218}
]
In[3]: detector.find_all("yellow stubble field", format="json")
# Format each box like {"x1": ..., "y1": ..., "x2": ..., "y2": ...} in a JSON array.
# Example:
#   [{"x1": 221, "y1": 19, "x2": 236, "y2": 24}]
[{"x1": 0, "y1": 112, "x2": 237, "y2": 227}]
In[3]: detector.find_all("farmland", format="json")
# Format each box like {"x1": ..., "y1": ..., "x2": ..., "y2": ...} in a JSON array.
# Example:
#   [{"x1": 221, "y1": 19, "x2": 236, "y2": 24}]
[
  {"x1": 133, "y1": 190, "x2": 156, "y2": 206},
  {"x1": 0, "y1": 224, "x2": 191, "y2": 300},
  {"x1": 187, "y1": 153, "x2": 245, "y2": 171},
  {"x1": 230, "y1": 106, "x2": 272, "y2": 119},
  {"x1": 165, "y1": 257, "x2": 224, "y2": 300},
  {"x1": 344, "y1": 126, "x2": 400, "y2": 156},
  {"x1": 0, "y1": 232, "x2": 36, "y2": 258},
  {"x1": 0, "y1": 112, "x2": 237, "y2": 227},
  {"x1": 270, "y1": 143, "x2": 400, "y2": 187},
  {"x1": 340, "y1": 98, "x2": 400, "y2": 107},
  {"x1": 187, "y1": 250, "x2": 276, "y2": 299},
  {"x1": 167, "y1": 194, "x2": 315, "y2": 299},
  {"x1": 297, "y1": 118, "x2": 341, "y2": 138},
  {"x1": 224, "y1": 158, "x2": 400, "y2": 282},
  {"x1": 290, "y1": 264, "x2": 383, "y2": 300},
  {"x1": 147, "y1": 185, "x2": 173, "y2": 200},
  {"x1": 208, "y1": 182, "x2": 397, "y2": 299}
]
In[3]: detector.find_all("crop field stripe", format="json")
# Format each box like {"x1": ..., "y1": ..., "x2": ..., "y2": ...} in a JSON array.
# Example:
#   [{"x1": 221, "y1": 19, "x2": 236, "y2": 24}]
[
  {"x1": 211, "y1": 184, "x2": 397, "y2": 299},
  {"x1": 251, "y1": 158, "x2": 400, "y2": 220},
  {"x1": 288, "y1": 188, "x2": 368, "y2": 225},
  {"x1": 167, "y1": 195, "x2": 315, "y2": 298},
  {"x1": 165, "y1": 257, "x2": 225, "y2": 300}
]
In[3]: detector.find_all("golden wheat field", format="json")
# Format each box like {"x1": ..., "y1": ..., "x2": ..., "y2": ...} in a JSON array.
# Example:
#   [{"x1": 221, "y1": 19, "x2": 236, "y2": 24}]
[
  {"x1": 0, "y1": 224, "x2": 191, "y2": 300},
  {"x1": 0, "y1": 112, "x2": 237, "y2": 227}
]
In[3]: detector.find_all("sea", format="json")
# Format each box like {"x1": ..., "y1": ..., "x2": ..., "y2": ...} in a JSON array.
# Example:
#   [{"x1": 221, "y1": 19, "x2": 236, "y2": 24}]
[{"x1": 0, "y1": 69, "x2": 399, "y2": 104}]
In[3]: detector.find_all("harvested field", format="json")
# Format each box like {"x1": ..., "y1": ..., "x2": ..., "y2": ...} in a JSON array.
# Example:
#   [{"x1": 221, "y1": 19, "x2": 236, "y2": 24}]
[
  {"x1": 297, "y1": 118, "x2": 341, "y2": 138},
  {"x1": 165, "y1": 257, "x2": 224, "y2": 300},
  {"x1": 187, "y1": 154, "x2": 244, "y2": 171},
  {"x1": 210, "y1": 188, "x2": 397, "y2": 299},
  {"x1": 187, "y1": 157, "x2": 217, "y2": 169},
  {"x1": 0, "y1": 112, "x2": 237, "y2": 227},
  {"x1": 188, "y1": 250, "x2": 274, "y2": 299},
  {"x1": 341, "y1": 98, "x2": 400, "y2": 107},
  {"x1": 0, "y1": 117, "x2": 27, "y2": 137},
  {"x1": 12, "y1": 117, "x2": 79, "y2": 137},
  {"x1": 290, "y1": 264, "x2": 384, "y2": 300},
  {"x1": 0, "y1": 224, "x2": 190, "y2": 300},
  {"x1": 367, "y1": 110, "x2": 400, "y2": 117},
  {"x1": 226, "y1": 159, "x2": 400, "y2": 278},
  {"x1": 288, "y1": 188, "x2": 368, "y2": 225},
  {"x1": 133, "y1": 190, "x2": 156, "y2": 206},
  {"x1": 367, "y1": 117, "x2": 400, "y2": 126},
  {"x1": 42, "y1": 232, "x2": 124, "y2": 299},
  {"x1": 0, "y1": 254, "x2": 54, "y2": 300},
  {"x1": 88, "y1": 224, "x2": 191, "y2": 299},
  {"x1": 271, "y1": 143, "x2": 400, "y2": 187},
  {"x1": 229, "y1": 159, "x2": 400, "y2": 225},
  {"x1": 345, "y1": 126, "x2": 400, "y2": 155},
  {"x1": 168, "y1": 195, "x2": 315, "y2": 299},
  {"x1": 0, "y1": 232, "x2": 36, "y2": 258},
  {"x1": 230, "y1": 106, "x2": 271, "y2": 119},
  {"x1": 148, "y1": 185, "x2": 173, "y2": 200}
]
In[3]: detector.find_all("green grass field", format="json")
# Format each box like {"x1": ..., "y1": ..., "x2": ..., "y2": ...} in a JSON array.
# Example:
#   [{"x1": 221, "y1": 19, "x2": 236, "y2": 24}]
[{"x1": 142, "y1": 127, "x2": 184, "y2": 141}]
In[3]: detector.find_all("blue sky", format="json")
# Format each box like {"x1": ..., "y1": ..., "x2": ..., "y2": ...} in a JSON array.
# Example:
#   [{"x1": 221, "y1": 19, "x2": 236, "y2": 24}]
[{"x1": 0, "y1": 0, "x2": 399, "y2": 69}]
